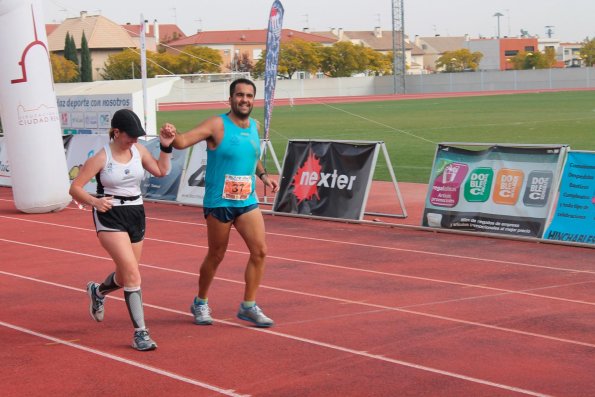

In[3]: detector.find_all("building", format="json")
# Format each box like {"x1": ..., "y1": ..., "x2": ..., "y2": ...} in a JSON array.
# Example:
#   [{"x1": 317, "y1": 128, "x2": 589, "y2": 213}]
[
  {"x1": 167, "y1": 29, "x2": 334, "y2": 73},
  {"x1": 47, "y1": 11, "x2": 139, "y2": 81},
  {"x1": 538, "y1": 37, "x2": 565, "y2": 68},
  {"x1": 122, "y1": 21, "x2": 187, "y2": 49},
  {"x1": 414, "y1": 36, "x2": 469, "y2": 72},
  {"x1": 559, "y1": 42, "x2": 584, "y2": 67},
  {"x1": 314, "y1": 28, "x2": 425, "y2": 74},
  {"x1": 466, "y1": 37, "x2": 539, "y2": 70}
]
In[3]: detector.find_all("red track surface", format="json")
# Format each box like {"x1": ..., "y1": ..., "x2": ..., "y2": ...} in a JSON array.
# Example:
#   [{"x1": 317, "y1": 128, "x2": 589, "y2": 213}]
[{"x1": 1, "y1": 184, "x2": 594, "y2": 396}]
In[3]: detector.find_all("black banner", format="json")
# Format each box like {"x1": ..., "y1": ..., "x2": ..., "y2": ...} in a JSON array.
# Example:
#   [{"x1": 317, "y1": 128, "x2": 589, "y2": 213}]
[{"x1": 273, "y1": 141, "x2": 377, "y2": 220}]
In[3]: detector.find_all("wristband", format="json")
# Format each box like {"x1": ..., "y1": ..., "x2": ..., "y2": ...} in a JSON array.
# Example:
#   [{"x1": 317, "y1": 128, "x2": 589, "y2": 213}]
[
  {"x1": 258, "y1": 171, "x2": 267, "y2": 180},
  {"x1": 160, "y1": 143, "x2": 173, "y2": 153}
]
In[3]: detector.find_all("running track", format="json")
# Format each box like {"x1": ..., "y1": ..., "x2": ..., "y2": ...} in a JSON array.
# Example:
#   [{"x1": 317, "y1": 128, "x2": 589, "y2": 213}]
[
  {"x1": 1, "y1": 185, "x2": 594, "y2": 396},
  {"x1": 157, "y1": 88, "x2": 595, "y2": 111}
]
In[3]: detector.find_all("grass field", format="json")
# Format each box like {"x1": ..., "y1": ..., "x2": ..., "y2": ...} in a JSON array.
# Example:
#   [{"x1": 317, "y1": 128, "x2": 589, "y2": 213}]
[{"x1": 157, "y1": 90, "x2": 595, "y2": 183}]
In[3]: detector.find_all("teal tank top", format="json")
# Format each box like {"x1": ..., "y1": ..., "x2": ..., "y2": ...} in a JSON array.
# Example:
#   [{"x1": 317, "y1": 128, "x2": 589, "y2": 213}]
[{"x1": 203, "y1": 113, "x2": 261, "y2": 208}]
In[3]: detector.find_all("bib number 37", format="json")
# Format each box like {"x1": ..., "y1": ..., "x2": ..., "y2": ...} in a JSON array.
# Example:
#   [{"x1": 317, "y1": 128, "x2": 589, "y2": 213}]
[{"x1": 222, "y1": 175, "x2": 252, "y2": 200}]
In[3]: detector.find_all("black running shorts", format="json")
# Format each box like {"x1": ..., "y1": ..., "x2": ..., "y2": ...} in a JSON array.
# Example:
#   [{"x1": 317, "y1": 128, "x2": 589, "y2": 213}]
[{"x1": 93, "y1": 205, "x2": 146, "y2": 243}]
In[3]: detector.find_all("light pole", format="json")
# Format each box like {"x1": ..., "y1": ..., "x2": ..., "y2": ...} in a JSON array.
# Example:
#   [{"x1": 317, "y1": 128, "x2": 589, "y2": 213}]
[{"x1": 493, "y1": 12, "x2": 503, "y2": 38}]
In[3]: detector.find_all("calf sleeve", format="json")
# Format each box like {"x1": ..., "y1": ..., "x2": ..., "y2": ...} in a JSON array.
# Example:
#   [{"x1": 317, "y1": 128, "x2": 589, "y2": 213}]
[
  {"x1": 97, "y1": 272, "x2": 121, "y2": 297},
  {"x1": 124, "y1": 287, "x2": 146, "y2": 330}
]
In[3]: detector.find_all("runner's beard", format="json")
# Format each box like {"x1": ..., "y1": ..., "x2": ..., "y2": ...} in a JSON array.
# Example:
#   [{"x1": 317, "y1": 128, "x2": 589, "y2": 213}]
[{"x1": 231, "y1": 102, "x2": 252, "y2": 119}]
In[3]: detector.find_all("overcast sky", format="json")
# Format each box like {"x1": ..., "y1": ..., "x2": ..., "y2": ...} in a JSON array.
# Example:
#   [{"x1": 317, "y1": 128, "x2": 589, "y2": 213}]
[{"x1": 43, "y1": 0, "x2": 594, "y2": 43}]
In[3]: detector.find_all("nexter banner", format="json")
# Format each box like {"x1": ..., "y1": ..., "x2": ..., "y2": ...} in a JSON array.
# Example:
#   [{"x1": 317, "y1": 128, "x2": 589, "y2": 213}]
[
  {"x1": 422, "y1": 145, "x2": 564, "y2": 237},
  {"x1": 273, "y1": 141, "x2": 377, "y2": 220},
  {"x1": 543, "y1": 151, "x2": 595, "y2": 245}
]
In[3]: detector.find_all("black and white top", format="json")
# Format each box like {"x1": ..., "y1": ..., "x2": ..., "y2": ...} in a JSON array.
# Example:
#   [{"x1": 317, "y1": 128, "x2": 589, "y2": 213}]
[{"x1": 96, "y1": 144, "x2": 144, "y2": 206}]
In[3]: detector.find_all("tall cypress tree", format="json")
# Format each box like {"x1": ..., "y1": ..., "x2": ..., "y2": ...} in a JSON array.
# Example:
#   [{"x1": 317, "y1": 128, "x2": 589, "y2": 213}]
[
  {"x1": 62, "y1": 32, "x2": 80, "y2": 82},
  {"x1": 69, "y1": 33, "x2": 80, "y2": 81},
  {"x1": 63, "y1": 32, "x2": 72, "y2": 60},
  {"x1": 80, "y1": 31, "x2": 92, "y2": 82}
]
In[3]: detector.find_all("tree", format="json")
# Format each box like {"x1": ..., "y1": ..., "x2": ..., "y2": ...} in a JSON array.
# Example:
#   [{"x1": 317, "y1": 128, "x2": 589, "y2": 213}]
[
  {"x1": 150, "y1": 51, "x2": 179, "y2": 76},
  {"x1": 253, "y1": 40, "x2": 322, "y2": 79},
  {"x1": 79, "y1": 31, "x2": 93, "y2": 82},
  {"x1": 509, "y1": 50, "x2": 554, "y2": 70},
  {"x1": 278, "y1": 40, "x2": 321, "y2": 79},
  {"x1": 101, "y1": 49, "x2": 141, "y2": 80},
  {"x1": 436, "y1": 49, "x2": 483, "y2": 72},
  {"x1": 63, "y1": 32, "x2": 74, "y2": 62},
  {"x1": 580, "y1": 37, "x2": 595, "y2": 66},
  {"x1": 50, "y1": 53, "x2": 79, "y2": 82},
  {"x1": 101, "y1": 48, "x2": 201, "y2": 79},
  {"x1": 319, "y1": 41, "x2": 367, "y2": 77},
  {"x1": 360, "y1": 46, "x2": 393, "y2": 76},
  {"x1": 62, "y1": 32, "x2": 80, "y2": 81},
  {"x1": 175, "y1": 46, "x2": 222, "y2": 74}
]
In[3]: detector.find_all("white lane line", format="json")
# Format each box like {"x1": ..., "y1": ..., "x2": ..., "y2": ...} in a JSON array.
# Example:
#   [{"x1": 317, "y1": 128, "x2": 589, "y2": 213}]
[
  {"x1": 0, "y1": 273, "x2": 550, "y2": 397},
  {"x1": 3, "y1": 260, "x2": 595, "y2": 351},
  {"x1": 2, "y1": 235, "x2": 595, "y2": 311},
  {"x1": 1, "y1": 214, "x2": 592, "y2": 277},
  {"x1": 0, "y1": 320, "x2": 247, "y2": 397}
]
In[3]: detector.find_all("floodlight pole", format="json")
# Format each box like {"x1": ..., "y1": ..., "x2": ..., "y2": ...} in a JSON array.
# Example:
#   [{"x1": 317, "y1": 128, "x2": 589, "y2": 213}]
[
  {"x1": 391, "y1": 0, "x2": 406, "y2": 94},
  {"x1": 493, "y1": 12, "x2": 504, "y2": 38}
]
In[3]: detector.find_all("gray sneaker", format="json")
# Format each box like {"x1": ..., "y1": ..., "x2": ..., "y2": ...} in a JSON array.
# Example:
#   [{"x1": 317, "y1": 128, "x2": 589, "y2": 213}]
[
  {"x1": 237, "y1": 304, "x2": 274, "y2": 328},
  {"x1": 86, "y1": 282, "x2": 105, "y2": 322},
  {"x1": 132, "y1": 329, "x2": 157, "y2": 351},
  {"x1": 190, "y1": 301, "x2": 213, "y2": 325}
]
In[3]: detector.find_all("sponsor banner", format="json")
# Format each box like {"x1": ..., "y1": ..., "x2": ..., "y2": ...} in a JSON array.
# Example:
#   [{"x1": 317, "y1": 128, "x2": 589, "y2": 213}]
[
  {"x1": 544, "y1": 151, "x2": 595, "y2": 245},
  {"x1": 0, "y1": 0, "x2": 71, "y2": 212},
  {"x1": 0, "y1": 136, "x2": 11, "y2": 186},
  {"x1": 140, "y1": 138, "x2": 187, "y2": 201},
  {"x1": 273, "y1": 141, "x2": 377, "y2": 220},
  {"x1": 176, "y1": 141, "x2": 208, "y2": 205},
  {"x1": 423, "y1": 145, "x2": 564, "y2": 237},
  {"x1": 263, "y1": 0, "x2": 284, "y2": 140},
  {"x1": 57, "y1": 94, "x2": 132, "y2": 135},
  {"x1": 65, "y1": 134, "x2": 109, "y2": 193}
]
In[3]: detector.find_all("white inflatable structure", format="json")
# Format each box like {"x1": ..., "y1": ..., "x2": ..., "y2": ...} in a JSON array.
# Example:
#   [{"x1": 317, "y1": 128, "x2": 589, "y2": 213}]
[{"x1": 0, "y1": 0, "x2": 70, "y2": 213}]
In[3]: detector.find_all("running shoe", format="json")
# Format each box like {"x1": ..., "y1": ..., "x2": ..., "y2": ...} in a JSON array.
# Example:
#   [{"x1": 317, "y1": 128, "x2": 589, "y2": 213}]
[
  {"x1": 132, "y1": 329, "x2": 157, "y2": 351},
  {"x1": 237, "y1": 304, "x2": 274, "y2": 328},
  {"x1": 190, "y1": 301, "x2": 213, "y2": 325},
  {"x1": 86, "y1": 282, "x2": 105, "y2": 322}
]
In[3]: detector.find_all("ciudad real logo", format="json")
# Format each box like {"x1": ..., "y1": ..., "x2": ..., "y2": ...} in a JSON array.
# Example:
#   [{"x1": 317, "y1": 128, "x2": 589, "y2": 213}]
[{"x1": 291, "y1": 149, "x2": 358, "y2": 204}]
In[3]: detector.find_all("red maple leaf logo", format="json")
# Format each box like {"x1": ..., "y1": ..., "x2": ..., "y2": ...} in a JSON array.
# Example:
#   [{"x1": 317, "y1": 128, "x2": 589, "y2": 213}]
[{"x1": 292, "y1": 150, "x2": 321, "y2": 204}]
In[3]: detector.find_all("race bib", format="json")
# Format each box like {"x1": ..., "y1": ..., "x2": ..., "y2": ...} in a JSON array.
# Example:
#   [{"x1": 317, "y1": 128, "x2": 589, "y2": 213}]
[{"x1": 222, "y1": 174, "x2": 252, "y2": 200}]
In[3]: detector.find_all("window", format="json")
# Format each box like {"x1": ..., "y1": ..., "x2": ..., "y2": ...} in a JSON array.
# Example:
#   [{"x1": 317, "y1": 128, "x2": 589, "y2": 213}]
[
  {"x1": 504, "y1": 50, "x2": 518, "y2": 56},
  {"x1": 524, "y1": 46, "x2": 535, "y2": 52}
]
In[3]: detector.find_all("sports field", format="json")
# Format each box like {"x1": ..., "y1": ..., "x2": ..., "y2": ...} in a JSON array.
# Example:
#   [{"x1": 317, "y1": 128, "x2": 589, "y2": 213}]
[{"x1": 157, "y1": 90, "x2": 595, "y2": 183}]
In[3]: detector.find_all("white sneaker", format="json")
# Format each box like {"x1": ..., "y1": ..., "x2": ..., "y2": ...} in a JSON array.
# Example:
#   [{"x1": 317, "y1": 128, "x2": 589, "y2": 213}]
[
  {"x1": 190, "y1": 301, "x2": 213, "y2": 325},
  {"x1": 86, "y1": 282, "x2": 105, "y2": 322},
  {"x1": 237, "y1": 304, "x2": 274, "y2": 328}
]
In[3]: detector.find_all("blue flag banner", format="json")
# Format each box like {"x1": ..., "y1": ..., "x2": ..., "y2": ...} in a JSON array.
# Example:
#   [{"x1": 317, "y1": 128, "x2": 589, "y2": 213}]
[
  {"x1": 263, "y1": 0, "x2": 284, "y2": 140},
  {"x1": 543, "y1": 151, "x2": 595, "y2": 245}
]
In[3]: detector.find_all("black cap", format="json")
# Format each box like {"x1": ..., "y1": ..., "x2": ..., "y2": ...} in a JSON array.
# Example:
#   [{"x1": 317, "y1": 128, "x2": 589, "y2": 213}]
[{"x1": 111, "y1": 109, "x2": 146, "y2": 137}]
